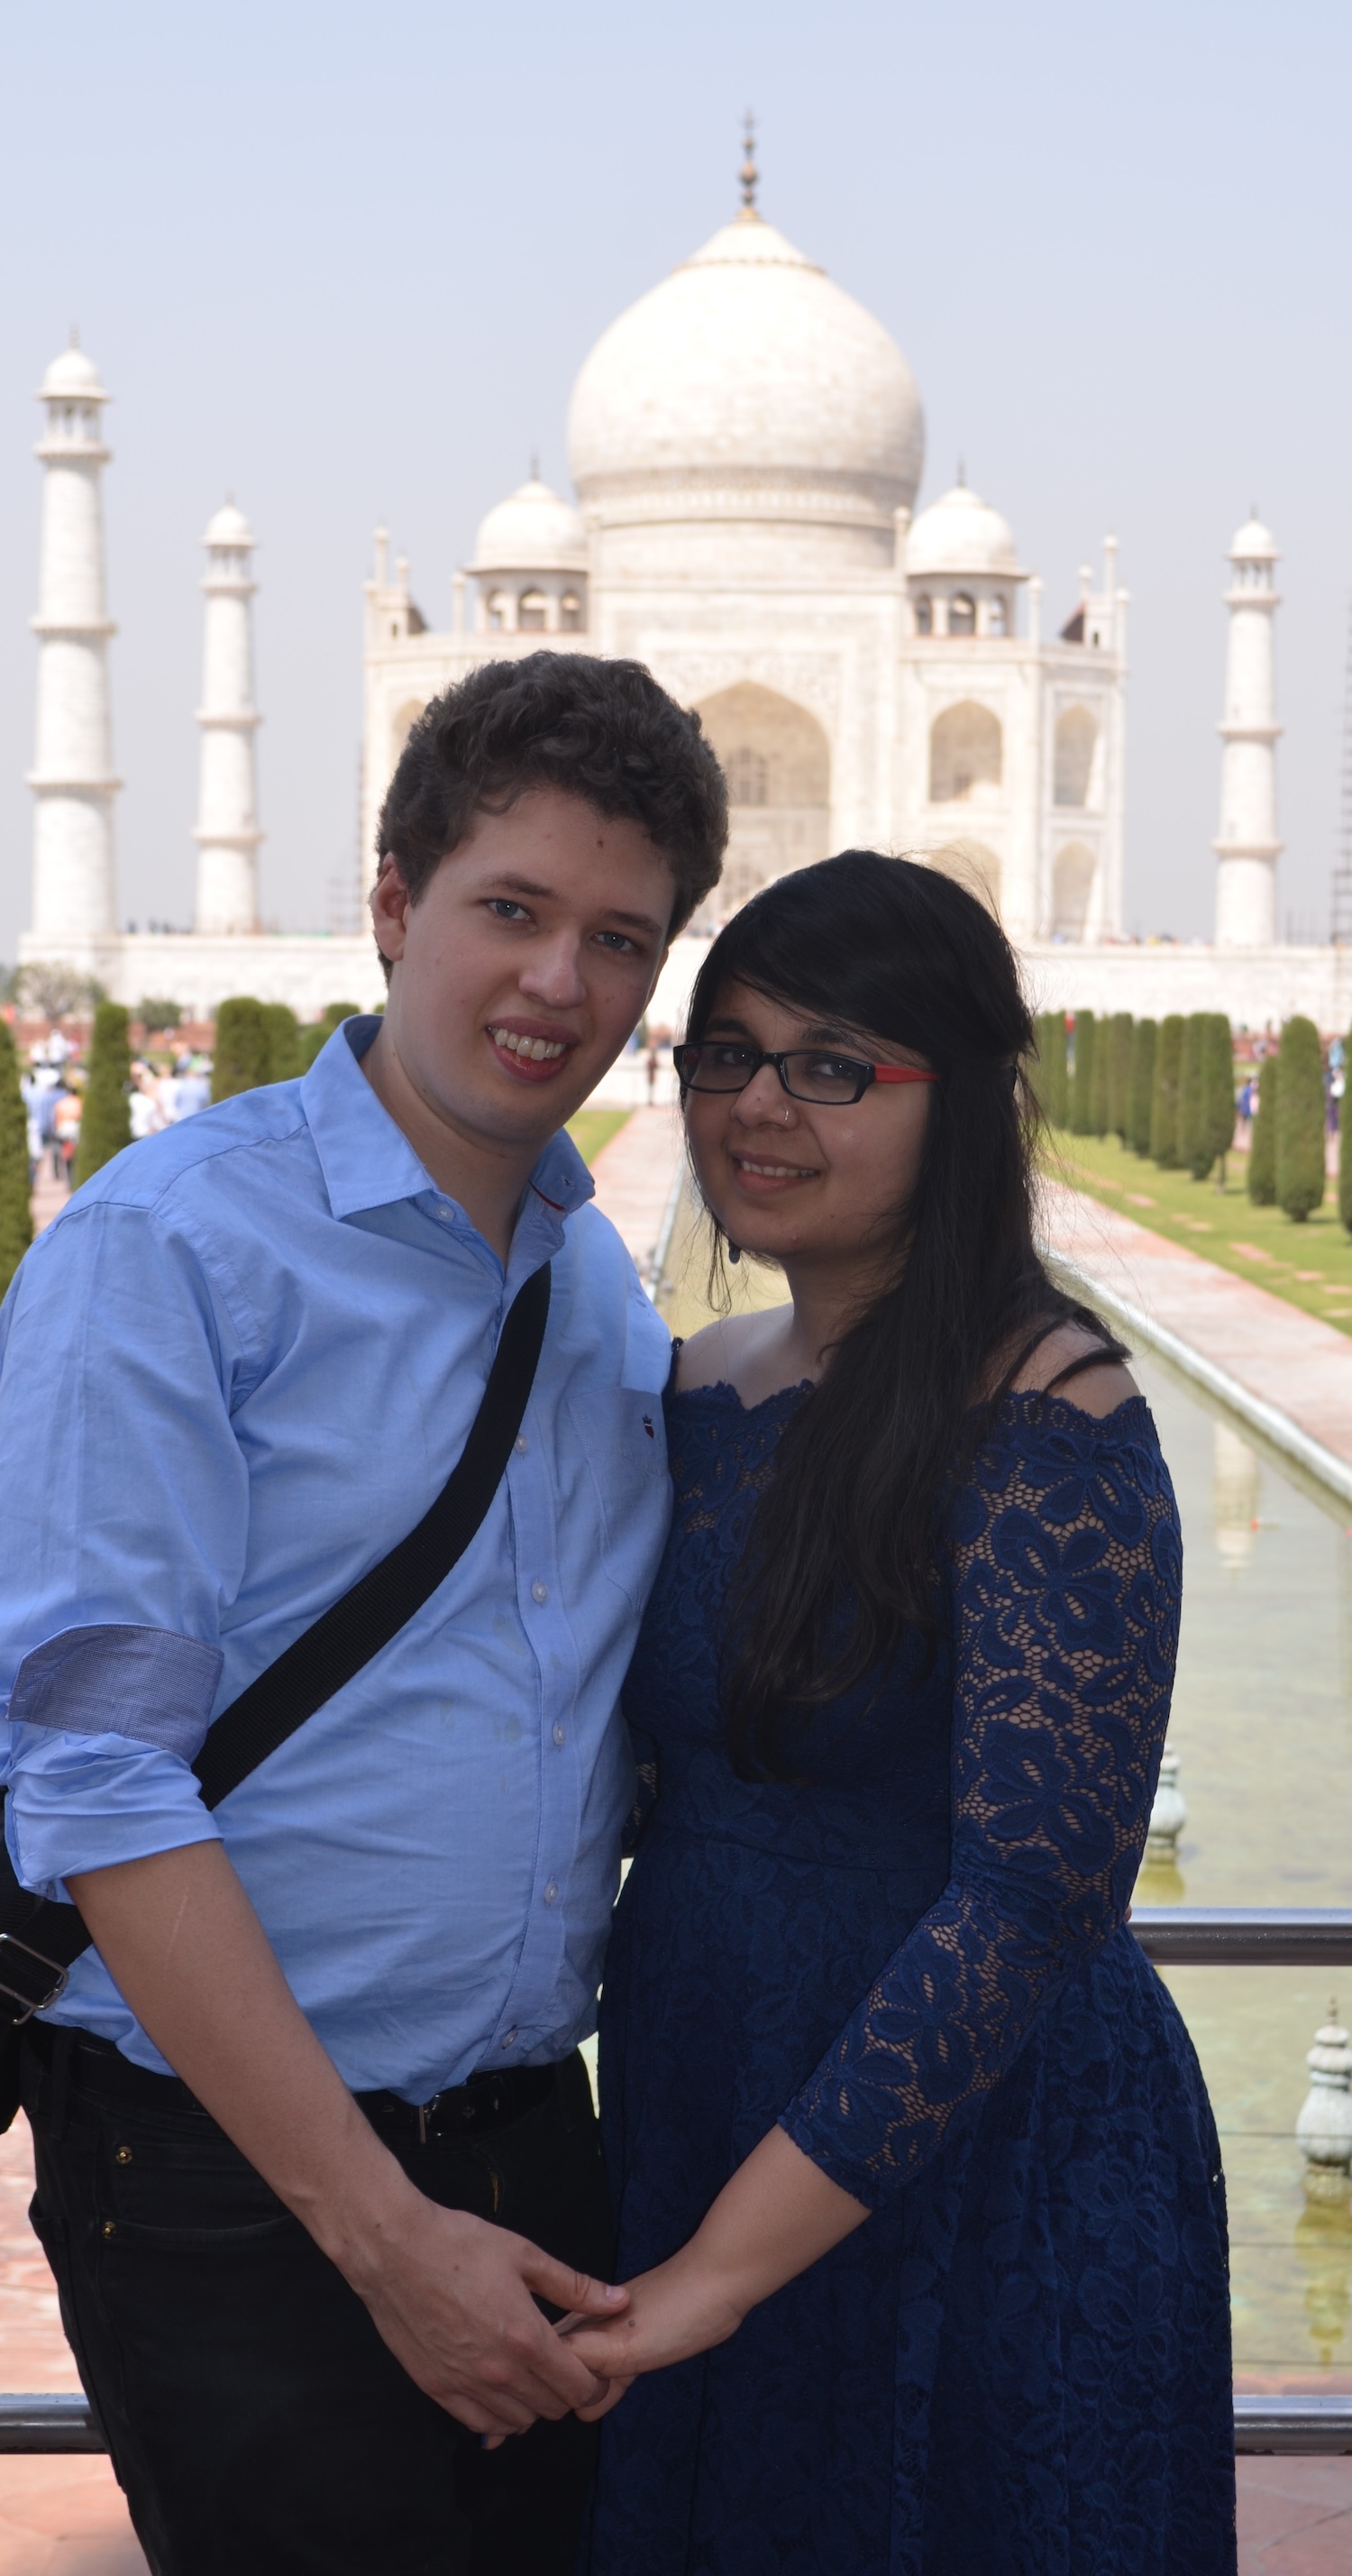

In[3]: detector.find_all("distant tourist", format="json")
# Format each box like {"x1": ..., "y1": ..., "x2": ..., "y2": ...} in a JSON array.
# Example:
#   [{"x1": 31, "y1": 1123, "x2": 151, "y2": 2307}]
[{"x1": 569, "y1": 854, "x2": 1234, "y2": 2575}]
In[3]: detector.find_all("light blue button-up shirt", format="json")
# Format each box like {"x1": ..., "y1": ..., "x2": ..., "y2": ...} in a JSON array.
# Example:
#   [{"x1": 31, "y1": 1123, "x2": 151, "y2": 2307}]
[{"x1": 0, "y1": 1020, "x2": 672, "y2": 2099}]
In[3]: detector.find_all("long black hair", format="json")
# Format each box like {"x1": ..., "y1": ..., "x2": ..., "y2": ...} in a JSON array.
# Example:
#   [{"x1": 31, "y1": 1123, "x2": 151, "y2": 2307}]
[{"x1": 681, "y1": 851, "x2": 1122, "y2": 1780}]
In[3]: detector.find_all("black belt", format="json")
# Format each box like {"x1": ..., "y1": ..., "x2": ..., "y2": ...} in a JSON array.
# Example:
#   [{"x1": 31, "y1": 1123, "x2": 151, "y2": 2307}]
[{"x1": 25, "y1": 2021, "x2": 564, "y2": 2141}]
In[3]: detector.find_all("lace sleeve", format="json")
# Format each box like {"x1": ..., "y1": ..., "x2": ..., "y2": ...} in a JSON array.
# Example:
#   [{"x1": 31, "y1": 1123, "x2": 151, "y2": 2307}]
[
  {"x1": 779, "y1": 1395, "x2": 1182, "y2": 2209},
  {"x1": 621, "y1": 1725, "x2": 660, "y2": 1858}
]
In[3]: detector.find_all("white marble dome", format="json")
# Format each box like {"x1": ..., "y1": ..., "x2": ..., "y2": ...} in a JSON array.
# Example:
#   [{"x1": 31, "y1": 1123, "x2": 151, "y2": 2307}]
[
  {"x1": 567, "y1": 210, "x2": 924, "y2": 513},
  {"x1": 906, "y1": 481, "x2": 1021, "y2": 578},
  {"x1": 204, "y1": 500, "x2": 254, "y2": 547},
  {"x1": 470, "y1": 477, "x2": 587, "y2": 574},
  {"x1": 1229, "y1": 513, "x2": 1278, "y2": 560},
  {"x1": 39, "y1": 341, "x2": 106, "y2": 400}
]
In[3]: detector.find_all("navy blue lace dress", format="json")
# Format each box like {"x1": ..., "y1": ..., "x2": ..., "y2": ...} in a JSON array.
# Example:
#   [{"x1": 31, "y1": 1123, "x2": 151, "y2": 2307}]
[{"x1": 582, "y1": 1382, "x2": 1234, "y2": 2576}]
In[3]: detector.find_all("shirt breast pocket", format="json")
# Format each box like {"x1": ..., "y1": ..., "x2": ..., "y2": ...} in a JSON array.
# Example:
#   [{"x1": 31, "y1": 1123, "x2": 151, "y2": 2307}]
[{"x1": 565, "y1": 1387, "x2": 671, "y2": 1613}]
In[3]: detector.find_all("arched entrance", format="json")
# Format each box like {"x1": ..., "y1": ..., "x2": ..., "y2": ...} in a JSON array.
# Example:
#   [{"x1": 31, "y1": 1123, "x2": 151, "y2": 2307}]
[
  {"x1": 1051, "y1": 841, "x2": 1096, "y2": 940},
  {"x1": 696, "y1": 683, "x2": 831, "y2": 915}
]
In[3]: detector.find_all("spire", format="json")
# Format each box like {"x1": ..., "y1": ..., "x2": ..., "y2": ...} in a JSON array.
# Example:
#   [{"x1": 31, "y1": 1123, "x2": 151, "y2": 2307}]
[
  {"x1": 956, "y1": 456, "x2": 966, "y2": 489},
  {"x1": 194, "y1": 499, "x2": 261, "y2": 935},
  {"x1": 26, "y1": 337, "x2": 120, "y2": 959},
  {"x1": 739, "y1": 110, "x2": 758, "y2": 215}
]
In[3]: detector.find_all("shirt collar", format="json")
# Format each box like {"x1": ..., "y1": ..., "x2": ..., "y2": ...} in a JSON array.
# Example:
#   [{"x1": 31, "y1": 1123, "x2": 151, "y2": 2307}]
[{"x1": 301, "y1": 1014, "x2": 596, "y2": 1238}]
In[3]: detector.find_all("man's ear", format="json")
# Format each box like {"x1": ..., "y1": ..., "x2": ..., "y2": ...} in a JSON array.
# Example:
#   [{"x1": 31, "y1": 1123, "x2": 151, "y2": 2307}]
[{"x1": 370, "y1": 854, "x2": 413, "y2": 967}]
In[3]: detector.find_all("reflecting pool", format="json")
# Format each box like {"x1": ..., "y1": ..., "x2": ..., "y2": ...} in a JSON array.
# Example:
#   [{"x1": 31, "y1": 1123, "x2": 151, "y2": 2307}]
[{"x1": 1134, "y1": 1354, "x2": 1352, "y2": 2383}]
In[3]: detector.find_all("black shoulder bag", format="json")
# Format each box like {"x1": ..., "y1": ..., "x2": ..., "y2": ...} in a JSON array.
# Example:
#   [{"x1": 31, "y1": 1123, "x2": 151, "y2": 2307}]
[{"x1": 0, "y1": 1263, "x2": 552, "y2": 2126}]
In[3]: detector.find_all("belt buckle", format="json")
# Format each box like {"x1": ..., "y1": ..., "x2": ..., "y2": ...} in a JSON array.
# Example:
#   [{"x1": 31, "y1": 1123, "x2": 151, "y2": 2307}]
[{"x1": 0, "y1": 1932, "x2": 70, "y2": 2026}]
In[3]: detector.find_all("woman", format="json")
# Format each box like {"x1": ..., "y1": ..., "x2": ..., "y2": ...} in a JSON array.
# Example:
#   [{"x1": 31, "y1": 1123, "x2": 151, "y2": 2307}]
[{"x1": 568, "y1": 855, "x2": 1233, "y2": 2574}]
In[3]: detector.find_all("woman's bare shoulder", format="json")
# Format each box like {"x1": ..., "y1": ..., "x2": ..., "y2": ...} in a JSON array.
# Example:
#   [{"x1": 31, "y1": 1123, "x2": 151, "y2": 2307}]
[
  {"x1": 1009, "y1": 1321, "x2": 1140, "y2": 1419},
  {"x1": 672, "y1": 1313, "x2": 763, "y2": 1395}
]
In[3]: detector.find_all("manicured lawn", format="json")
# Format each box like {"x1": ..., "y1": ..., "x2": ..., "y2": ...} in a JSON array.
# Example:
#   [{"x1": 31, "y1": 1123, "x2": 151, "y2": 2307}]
[
  {"x1": 1048, "y1": 1127, "x2": 1352, "y2": 1336},
  {"x1": 566, "y1": 1107, "x2": 630, "y2": 1167}
]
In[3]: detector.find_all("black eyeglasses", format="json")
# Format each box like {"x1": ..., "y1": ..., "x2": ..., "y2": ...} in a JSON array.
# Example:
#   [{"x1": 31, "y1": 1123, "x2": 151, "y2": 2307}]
[{"x1": 672, "y1": 1042, "x2": 939, "y2": 1107}]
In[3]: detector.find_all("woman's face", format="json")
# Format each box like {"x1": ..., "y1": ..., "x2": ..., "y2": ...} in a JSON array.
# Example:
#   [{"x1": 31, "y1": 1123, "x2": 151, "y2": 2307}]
[{"x1": 683, "y1": 978, "x2": 936, "y2": 1273}]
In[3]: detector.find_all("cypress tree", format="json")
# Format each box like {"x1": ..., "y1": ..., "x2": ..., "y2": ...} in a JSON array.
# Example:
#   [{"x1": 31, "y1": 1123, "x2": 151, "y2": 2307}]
[
  {"x1": 1070, "y1": 1011, "x2": 1095, "y2": 1136},
  {"x1": 1089, "y1": 1018, "x2": 1110, "y2": 1137},
  {"x1": 211, "y1": 997, "x2": 269, "y2": 1102},
  {"x1": 1275, "y1": 1015, "x2": 1326, "y2": 1222},
  {"x1": 260, "y1": 1003, "x2": 302, "y2": 1083},
  {"x1": 1339, "y1": 1030, "x2": 1352, "y2": 1234},
  {"x1": 0, "y1": 1020, "x2": 33, "y2": 1297},
  {"x1": 1202, "y1": 1015, "x2": 1237, "y2": 1186},
  {"x1": 1177, "y1": 1014, "x2": 1208, "y2": 1178},
  {"x1": 298, "y1": 1001, "x2": 364, "y2": 1072},
  {"x1": 1107, "y1": 1013, "x2": 1134, "y2": 1141},
  {"x1": 73, "y1": 1002, "x2": 132, "y2": 1186},
  {"x1": 1150, "y1": 1014, "x2": 1184, "y2": 1167},
  {"x1": 1038, "y1": 1013, "x2": 1068, "y2": 1127},
  {"x1": 1248, "y1": 1053, "x2": 1278, "y2": 1205},
  {"x1": 1127, "y1": 1019, "x2": 1156, "y2": 1156}
]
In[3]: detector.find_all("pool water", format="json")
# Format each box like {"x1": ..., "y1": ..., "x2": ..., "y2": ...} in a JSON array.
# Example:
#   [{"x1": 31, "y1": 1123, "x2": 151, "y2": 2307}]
[{"x1": 1133, "y1": 1355, "x2": 1352, "y2": 2382}]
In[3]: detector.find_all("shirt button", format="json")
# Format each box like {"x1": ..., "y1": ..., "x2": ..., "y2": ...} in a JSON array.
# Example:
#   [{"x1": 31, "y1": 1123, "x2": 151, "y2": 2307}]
[
  {"x1": 502, "y1": 2029, "x2": 517, "y2": 2049},
  {"x1": 515, "y1": 1434, "x2": 528, "y2": 1454},
  {"x1": 531, "y1": 1580, "x2": 548, "y2": 1605},
  {"x1": 544, "y1": 1881, "x2": 559, "y2": 1906},
  {"x1": 435, "y1": 1202, "x2": 454, "y2": 1224},
  {"x1": 552, "y1": 1723, "x2": 566, "y2": 1747}
]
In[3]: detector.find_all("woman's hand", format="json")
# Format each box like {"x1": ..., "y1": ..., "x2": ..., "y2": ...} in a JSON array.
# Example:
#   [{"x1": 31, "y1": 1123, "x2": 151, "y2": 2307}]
[
  {"x1": 554, "y1": 2125, "x2": 869, "y2": 2423},
  {"x1": 558, "y1": 2246, "x2": 748, "y2": 2416}
]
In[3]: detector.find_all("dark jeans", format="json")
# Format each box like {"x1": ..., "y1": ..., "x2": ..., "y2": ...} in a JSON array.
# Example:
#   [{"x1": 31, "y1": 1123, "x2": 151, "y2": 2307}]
[{"x1": 23, "y1": 2028, "x2": 612, "y2": 2576}]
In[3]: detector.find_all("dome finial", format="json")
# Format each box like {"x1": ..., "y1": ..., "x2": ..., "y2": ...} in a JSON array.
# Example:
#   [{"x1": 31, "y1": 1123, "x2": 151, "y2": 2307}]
[
  {"x1": 739, "y1": 109, "x2": 759, "y2": 215},
  {"x1": 69, "y1": 323, "x2": 79, "y2": 349},
  {"x1": 956, "y1": 455, "x2": 966, "y2": 488},
  {"x1": 530, "y1": 448, "x2": 539, "y2": 481}
]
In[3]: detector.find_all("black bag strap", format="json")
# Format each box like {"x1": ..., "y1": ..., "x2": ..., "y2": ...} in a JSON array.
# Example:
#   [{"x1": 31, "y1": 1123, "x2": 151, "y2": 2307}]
[
  {"x1": 195, "y1": 1260, "x2": 551, "y2": 1808},
  {"x1": 0, "y1": 1262, "x2": 551, "y2": 2021}
]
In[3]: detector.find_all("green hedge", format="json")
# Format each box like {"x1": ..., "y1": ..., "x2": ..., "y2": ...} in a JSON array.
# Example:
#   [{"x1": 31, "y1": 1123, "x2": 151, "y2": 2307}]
[
  {"x1": 1340, "y1": 1032, "x2": 1352, "y2": 1235},
  {"x1": 1106, "y1": 1013, "x2": 1134, "y2": 1141},
  {"x1": 1275, "y1": 1016, "x2": 1325, "y2": 1222},
  {"x1": 1149, "y1": 1015, "x2": 1184, "y2": 1166},
  {"x1": 211, "y1": 997, "x2": 269, "y2": 1102},
  {"x1": 1248, "y1": 1054, "x2": 1278, "y2": 1205},
  {"x1": 73, "y1": 1003, "x2": 132, "y2": 1185},
  {"x1": 298, "y1": 1002, "x2": 363, "y2": 1073},
  {"x1": 1033, "y1": 1013, "x2": 1068, "y2": 1128},
  {"x1": 1070, "y1": 1011, "x2": 1095, "y2": 1135},
  {"x1": 1126, "y1": 1019, "x2": 1156, "y2": 1156},
  {"x1": 0, "y1": 1022, "x2": 33, "y2": 1297}
]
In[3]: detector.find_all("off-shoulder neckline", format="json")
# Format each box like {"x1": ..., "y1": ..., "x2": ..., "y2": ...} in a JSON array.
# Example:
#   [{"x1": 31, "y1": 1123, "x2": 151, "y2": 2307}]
[{"x1": 670, "y1": 1379, "x2": 1153, "y2": 1435}]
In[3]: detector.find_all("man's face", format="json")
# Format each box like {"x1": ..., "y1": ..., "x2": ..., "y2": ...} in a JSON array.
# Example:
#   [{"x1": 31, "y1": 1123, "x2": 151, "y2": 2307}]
[{"x1": 370, "y1": 788, "x2": 675, "y2": 1149}]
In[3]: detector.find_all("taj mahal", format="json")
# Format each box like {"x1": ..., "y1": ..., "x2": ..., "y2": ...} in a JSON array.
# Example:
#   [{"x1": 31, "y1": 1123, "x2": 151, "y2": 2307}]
[{"x1": 18, "y1": 140, "x2": 1352, "y2": 1032}]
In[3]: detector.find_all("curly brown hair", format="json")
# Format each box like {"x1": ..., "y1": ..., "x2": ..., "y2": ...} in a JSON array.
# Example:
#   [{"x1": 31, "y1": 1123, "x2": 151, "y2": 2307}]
[{"x1": 376, "y1": 653, "x2": 727, "y2": 940}]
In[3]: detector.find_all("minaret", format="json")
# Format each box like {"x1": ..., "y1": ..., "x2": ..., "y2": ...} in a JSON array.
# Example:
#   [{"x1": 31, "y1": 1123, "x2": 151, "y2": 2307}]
[
  {"x1": 194, "y1": 500, "x2": 261, "y2": 935},
  {"x1": 1214, "y1": 513, "x2": 1282, "y2": 948},
  {"x1": 27, "y1": 334, "x2": 120, "y2": 954}
]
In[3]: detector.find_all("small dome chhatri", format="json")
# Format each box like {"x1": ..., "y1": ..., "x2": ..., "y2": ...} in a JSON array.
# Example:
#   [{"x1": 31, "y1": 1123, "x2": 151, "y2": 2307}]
[
  {"x1": 1229, "y1": 510, "x2": 1278, "y2": 561},
  {"x1": 39, "y1": 330, "x2": 108, "y2": 403},
  {"x1": 470, "y1": 476, "x2": 588, "y2": 575},
  {"x1": 204, "y1": 500, "x2": 255, "y2": 548},
  {"x1": 906, "y1": 481, "x2": 1022, "y2": 579}
]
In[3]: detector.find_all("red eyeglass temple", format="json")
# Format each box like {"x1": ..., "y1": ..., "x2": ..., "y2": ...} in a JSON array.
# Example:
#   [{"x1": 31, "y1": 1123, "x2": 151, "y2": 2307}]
[{"x1": 872, "y1": 1067, "x2": 939, "y2": 1085}]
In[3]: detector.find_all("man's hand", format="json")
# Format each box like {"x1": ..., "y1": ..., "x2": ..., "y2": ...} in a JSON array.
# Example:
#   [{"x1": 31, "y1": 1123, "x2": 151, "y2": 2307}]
[
  {"x1": 344, "y1": 2193, "x2": 628, "y2": 2438},
  {"x1": 69, "y1": 1843, "x2": 628, "y2": 2439}
]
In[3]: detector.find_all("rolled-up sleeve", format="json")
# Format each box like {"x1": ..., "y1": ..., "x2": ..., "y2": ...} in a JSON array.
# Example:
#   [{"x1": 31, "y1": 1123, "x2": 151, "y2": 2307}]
[{"x1": 0, "y1": 1199, "x2": 257, "y2": 1895}]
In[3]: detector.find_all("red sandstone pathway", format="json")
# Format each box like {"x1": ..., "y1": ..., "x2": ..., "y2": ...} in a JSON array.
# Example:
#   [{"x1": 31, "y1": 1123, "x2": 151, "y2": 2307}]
[
  {"x1": 1043, "y1": 1176, "x2": 1352, "y2": 1471},
  {"x1": 587, "y1": 1101, "x2": 683, "y2": 1279}
]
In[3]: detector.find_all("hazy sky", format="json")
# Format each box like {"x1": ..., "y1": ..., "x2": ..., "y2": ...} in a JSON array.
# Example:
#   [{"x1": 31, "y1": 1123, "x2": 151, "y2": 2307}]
[{"x1": 3, "y1": 0, "x2": 1349, "y2": 964}]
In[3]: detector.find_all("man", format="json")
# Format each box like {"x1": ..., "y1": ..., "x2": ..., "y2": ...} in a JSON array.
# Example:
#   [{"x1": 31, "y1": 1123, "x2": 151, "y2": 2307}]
[{"x1": 0, "y1": 653, "x2": 726, "y2": 2575}]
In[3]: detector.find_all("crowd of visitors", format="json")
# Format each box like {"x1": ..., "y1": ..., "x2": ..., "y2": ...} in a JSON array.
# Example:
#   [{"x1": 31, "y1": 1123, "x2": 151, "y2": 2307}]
[{"x1": 19, "y1": 1036, "x2": 213, "y2": 1192}]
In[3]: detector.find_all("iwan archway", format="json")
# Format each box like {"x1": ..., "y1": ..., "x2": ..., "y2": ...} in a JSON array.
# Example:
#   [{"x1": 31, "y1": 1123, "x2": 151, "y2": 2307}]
[{"x1": 696, "y1": 683, "x2": 831, "y2": 915}]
